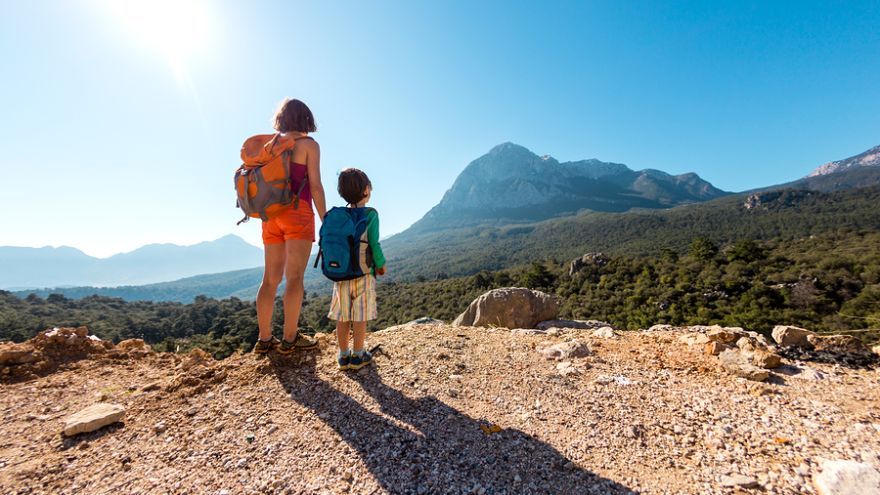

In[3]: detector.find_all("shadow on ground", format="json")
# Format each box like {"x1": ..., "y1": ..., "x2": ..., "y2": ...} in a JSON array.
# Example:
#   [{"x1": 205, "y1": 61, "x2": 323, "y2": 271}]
[{"x1": 268, "y1": 353, "x2": 635, "y2": 495}]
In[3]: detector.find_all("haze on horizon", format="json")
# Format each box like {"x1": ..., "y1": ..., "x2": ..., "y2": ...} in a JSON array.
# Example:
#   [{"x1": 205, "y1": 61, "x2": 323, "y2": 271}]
[{"x1": 2, "y1": 0, "x2": 879, "y2": 257}]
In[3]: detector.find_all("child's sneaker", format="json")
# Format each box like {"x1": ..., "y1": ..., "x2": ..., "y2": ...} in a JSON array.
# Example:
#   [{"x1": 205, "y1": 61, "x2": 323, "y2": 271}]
[
  {"x1": 252, "y1": 336, "x2": 279, "y2": 354},
  {"x1": 337, "y1": 351, "x2": 351, "y2": 371},
  {"x1": 348, "y1": 350, "x2": 372, "y2": 370}
]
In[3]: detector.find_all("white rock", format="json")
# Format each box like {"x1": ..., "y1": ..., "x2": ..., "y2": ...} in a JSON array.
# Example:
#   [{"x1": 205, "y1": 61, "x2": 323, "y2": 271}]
[
  {"x1": 541, "y1": 340, "x2": 590, "y2": 360},
  {"x1": 812, "y1": 460, "x2": 880, "y2": 495},
  {"x1": 721, "y1": 474, "x2": 759, "y2": 488},
  {"x1": 63, "y1": 403, "x2": 125, "y2": 436},
  {"x1": 592, "y1": 327, "x2": 617, "y2": 339}
]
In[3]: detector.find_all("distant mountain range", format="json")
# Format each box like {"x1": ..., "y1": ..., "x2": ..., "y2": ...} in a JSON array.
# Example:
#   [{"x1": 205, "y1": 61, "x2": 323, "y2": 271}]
[
  {"x1": 6, "y1": 141, "x2": 879, "y2": 301},
  {"x1": 409, "y1": 142, "x2": 728, "y2": 232},
  {"x1": 0, "y1": 235, "x2": 264, "y2": 290}
]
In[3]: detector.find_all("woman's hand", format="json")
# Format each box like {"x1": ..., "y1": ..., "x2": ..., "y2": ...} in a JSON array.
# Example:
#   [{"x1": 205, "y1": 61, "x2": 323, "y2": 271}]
[{"x1": 376, "y1": 266, "x2": 386, "y2": 276}]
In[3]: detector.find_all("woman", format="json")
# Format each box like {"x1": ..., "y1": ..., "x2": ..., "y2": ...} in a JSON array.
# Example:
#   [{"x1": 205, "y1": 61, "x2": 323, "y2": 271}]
[{"x1": 252, "y1": 98, "x2": 327, "y2": 355}]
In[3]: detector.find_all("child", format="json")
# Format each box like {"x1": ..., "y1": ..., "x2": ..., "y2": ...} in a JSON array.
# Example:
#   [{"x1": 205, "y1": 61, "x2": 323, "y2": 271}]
[{"x1": 330, "y1": 168, "x2": 386, "y2": 370}]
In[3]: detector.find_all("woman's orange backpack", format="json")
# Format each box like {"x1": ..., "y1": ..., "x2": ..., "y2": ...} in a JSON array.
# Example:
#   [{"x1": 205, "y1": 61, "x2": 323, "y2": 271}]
[{"x1": 234, "y1": 133, "x2": 309, "y2": 225}]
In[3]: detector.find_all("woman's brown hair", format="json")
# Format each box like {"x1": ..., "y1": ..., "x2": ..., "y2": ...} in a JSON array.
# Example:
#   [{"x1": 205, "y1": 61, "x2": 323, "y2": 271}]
[
  {"x1": 273, "y1": 98, "x2": 317, "y2": 133},
  {"x1": 338, "y1": 168, "x2": 372, "y2": 205}
]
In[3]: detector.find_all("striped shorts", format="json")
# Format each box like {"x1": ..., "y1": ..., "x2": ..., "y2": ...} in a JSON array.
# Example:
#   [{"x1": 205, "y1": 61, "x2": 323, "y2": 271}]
[{"x1": 328, "y1": 275, "x2": 378, "y2": 322}]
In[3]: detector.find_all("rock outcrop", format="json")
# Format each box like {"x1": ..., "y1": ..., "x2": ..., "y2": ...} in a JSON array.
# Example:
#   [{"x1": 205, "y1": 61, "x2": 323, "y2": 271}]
[
  {"x1": 568, "y1": 252, "x2": 609, "y2": 276},
  {"x1": 453, "y1": 287, "x2": 558, "y2": 329}
]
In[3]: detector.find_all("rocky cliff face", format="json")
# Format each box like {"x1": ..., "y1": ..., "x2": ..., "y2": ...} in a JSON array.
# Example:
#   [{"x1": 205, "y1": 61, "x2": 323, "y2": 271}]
[
  {"x1": 410, "y1": 142, "x2": 727, "y2": 232},
  {"x1": 808, "y1": 144, "x2": 880, "y2": 177}
]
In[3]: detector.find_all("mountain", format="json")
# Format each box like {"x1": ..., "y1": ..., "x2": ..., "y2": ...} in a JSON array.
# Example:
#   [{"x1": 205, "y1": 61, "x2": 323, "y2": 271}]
[
  {"x1": 12, "y1": 254, "x2": 332, "y2": 303},
  {"x1": 409, "y1": 142, "x2": 728, "y2": 232},
  {"x1": 0, "y1": 235, "x2": 264, "y2": 290},
  {"x1": 747, "y1": 144, "x2": 880, "y2": 194},
  {"x1": 808, "y1": 144, "x2": 880, "y2": 177}
]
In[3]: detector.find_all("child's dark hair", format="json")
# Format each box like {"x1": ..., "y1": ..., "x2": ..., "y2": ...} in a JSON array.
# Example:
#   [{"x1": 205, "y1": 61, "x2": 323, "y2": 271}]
[
  {"x1": 338, "y1": 168, "x2": 372, "y2": 205},
  {"x1": 273, "y1": 98, "x2": 317, "y2": 133}
]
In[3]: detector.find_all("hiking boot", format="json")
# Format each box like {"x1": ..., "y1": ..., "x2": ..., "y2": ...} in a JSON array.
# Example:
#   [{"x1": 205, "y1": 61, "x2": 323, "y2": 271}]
[
  {"x1": 253, "y1": 336, "x2": 280, "y2": 354},
  {"x1": 348, "y1": 350, "x2": 373, "y2": 370},
  {"x1": 277, "y1": 333, "x2": 318, "y2": 356},
  {"x1": 337, "y1": 352, "x2": 351, "y2": 371}
]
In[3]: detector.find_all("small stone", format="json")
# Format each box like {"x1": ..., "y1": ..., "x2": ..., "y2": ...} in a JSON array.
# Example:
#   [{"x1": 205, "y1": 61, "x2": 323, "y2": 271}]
[
  {"x1": 541, "y1": 340, "x2": 590, "y2": 360},
  {"x1": 592, "y1": 327, "x2": 617, "y2": 339},
  {"x1": 720, "y1": 474, "x2": 759, "y2": 488},
  {"x1": 245, "y1": 433, "x2": 255, "y2": 444},
  {"x1": 556, "y1": 361, "x2": 579, "y2": 377},
  {"x1": 63, "y1": 403, "x2": 125, "y2": 436},
  {"x1": 186, "y1": 406, "x2": 198, "y2": 416},
  {"x1": 705, "y1": 341, "x2": 727, "y2": 356},
  {"x1": 142, "y1": 382, "x2": 161, "y2": 392},
  {"x1": 267, "y1": 425, "x2": 278, "y2": 435},
  {"x1": 154, "y1": 422, "x2": 167, "y2": 434},
  {"x1": 514, "y1": 474, "x2": 522, "y2": 483}
]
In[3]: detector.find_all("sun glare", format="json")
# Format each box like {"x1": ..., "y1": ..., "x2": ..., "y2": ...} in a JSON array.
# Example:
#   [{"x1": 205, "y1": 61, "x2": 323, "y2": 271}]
[{"x1": 99, "y1": 0, "x2": 214, "y2": 81}]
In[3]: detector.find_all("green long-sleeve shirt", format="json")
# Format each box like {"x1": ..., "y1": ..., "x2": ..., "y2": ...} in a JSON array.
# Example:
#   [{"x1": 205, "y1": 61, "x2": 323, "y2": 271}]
[{"x1": 365, "y1": 209, "x2": 386, "y2": 275}]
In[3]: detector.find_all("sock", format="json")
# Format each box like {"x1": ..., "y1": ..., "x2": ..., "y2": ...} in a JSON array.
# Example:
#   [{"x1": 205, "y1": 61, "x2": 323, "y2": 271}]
[
  {"x1": 352, "y1": 349, "x2": 365, "y2": 357},
  {"x1": 338, "y1": 349, "x2": 351, "y2": 358}
]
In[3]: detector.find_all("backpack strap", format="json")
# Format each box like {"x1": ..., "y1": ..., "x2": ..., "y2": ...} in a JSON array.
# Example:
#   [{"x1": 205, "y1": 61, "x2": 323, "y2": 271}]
[{"x1": 288, "y1": 136, "x2": 313, "y2": 210}]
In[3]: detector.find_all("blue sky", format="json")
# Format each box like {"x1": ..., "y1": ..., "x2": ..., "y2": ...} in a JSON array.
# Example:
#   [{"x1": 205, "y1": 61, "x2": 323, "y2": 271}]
[{"x1": 2, "y1": 0, "x2": 879, "y2": 257}]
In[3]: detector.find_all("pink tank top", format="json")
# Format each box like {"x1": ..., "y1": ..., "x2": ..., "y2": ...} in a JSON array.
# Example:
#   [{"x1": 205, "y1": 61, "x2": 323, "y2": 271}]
[{"x1": 290, "y1": 161, "x2": 312, "y2": 207}]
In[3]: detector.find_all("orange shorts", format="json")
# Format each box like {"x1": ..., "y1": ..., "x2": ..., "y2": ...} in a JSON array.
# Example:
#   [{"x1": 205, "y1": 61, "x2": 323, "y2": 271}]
[{"x1": 261, "y1": 204, "x2": 315, "y2": 244}]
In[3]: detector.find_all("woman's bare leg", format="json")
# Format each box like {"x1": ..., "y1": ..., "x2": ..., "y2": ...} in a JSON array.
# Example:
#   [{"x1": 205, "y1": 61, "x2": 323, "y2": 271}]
[
  {"x1": 282, "y1": 239, "x2": 312, "y2": 342},
  {"x1": 256, "y1": 243, "x2": 286, "y2": 341}
]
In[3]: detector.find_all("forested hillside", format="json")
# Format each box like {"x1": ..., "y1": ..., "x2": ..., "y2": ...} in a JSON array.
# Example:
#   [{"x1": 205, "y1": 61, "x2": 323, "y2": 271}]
[
  {"x1": 4, "y1": 230, "x2": 878, "y2": 359},
  {"x1": 382, "y1": 185, "x2": 880, "y2": 280}
]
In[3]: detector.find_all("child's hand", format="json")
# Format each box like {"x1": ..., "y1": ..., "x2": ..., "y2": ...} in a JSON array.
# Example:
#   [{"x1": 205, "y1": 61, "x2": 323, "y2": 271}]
[{"x1": 376, "y1": 266, "x2": 386, "y2": 276}]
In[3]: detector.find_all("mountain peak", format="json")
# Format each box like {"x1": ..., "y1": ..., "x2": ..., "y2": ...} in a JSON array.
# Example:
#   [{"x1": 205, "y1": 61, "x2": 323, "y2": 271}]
[
  {"x1": 808, "y1": 144, "x2": 880, "y2": 177},
  {"x1": 411, "y1": 143, "x2": 726, "y2": 232}
]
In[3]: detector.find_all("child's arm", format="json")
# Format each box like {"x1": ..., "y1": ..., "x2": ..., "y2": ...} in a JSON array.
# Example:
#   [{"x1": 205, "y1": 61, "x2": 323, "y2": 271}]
[{"x1": 366, "y1": 210, "x2": 386, "y2": 275}]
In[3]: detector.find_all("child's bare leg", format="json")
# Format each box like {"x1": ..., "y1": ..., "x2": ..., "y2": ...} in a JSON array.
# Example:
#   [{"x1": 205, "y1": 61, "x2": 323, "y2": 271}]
[
  {"x1": 336, "y1": 321, "x2": 351, "y2": 352},
  {"x1": 352, "y1": 321, "x2": 367, "y2": 352}
]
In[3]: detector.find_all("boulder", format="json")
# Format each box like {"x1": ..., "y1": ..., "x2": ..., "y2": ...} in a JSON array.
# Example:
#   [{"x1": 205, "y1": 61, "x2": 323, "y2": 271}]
[
  {"x1": 812, "y1": 460, "x2": 880, "y2": 495},
  {"x1": 772, "y1": 325, "x2": 816, "y2": 347},
  {"x1": 736, "y1": 337, "x2": 782, "y2": 369},
  {"x1": 0, "y1": 343, "x2": 38, "y2": 366},
  {"x1": 706, "y1": 328, "x2": 741, "y2": 344},
  {"x1": 541, "y1": 340, "x2": 591, "y2": 361},
  {"x1": 806, "y1": 334, "x2": 871, "y2": 356},
  {"x1": 705, "y1": 341, "x2": 728, "y2": 356},
  {"x1": 63, "y1": 403, "x2": 125, "y2": 436},
  {"x1": 117, "y1": 339, "x2": 147, "y2": 351},
  {"x1": 453, "y1": 288, "x2": 558, "y2": 329},
  {"x1": 536, "y1": 319, "x2": 610, "y2": 331},
  {"x1": 719, "y1": 350, "x2": 770, "y2": 382}
]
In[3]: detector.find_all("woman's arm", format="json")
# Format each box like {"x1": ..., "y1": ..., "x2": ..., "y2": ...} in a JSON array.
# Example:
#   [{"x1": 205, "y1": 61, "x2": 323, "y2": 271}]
[{"x1": 306, "y1": 140, "x2": 327, "y2": 220}]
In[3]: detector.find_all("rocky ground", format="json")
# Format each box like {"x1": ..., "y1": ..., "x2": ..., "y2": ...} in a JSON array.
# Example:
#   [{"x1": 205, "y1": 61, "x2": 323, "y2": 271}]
[{"x1": 1, "y1": 323, "x2": 879, "y2": 495}]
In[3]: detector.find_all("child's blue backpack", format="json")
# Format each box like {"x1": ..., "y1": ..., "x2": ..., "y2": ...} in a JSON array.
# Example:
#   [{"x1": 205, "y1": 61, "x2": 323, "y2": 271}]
[{"x1": 314, "y1": 206, "x2": 374, "y2": 281}]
